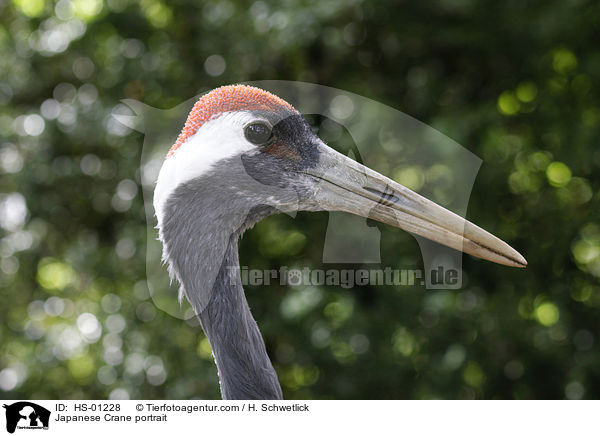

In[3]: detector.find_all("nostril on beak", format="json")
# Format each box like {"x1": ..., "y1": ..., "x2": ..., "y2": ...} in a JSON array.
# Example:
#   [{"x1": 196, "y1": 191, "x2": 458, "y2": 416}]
[{"x1": 363, "y1": 186, "x2": 401, "y2": 208}]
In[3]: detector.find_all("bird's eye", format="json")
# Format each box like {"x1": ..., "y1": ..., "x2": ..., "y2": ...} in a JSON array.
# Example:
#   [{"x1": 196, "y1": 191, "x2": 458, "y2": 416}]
[{"x1": 244, "y1": 122, "x2": 272, "y2": 145}]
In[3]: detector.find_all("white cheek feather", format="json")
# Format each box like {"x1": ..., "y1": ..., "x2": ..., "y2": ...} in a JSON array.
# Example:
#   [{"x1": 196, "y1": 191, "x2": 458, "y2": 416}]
[{"x1": 154, "y1": 111, "x2": 259, "y2": 226}]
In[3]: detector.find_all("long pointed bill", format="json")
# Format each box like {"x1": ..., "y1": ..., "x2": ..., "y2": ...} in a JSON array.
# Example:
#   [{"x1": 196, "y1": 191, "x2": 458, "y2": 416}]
[{"x1": 305, "y1": 143, "x2": 527, "y2": 268}]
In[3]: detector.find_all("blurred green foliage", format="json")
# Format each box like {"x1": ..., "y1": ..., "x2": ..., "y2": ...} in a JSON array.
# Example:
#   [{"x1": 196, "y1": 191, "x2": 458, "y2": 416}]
[{"x1": 1, "y1": 0, "x2": 599, "y2": 400}]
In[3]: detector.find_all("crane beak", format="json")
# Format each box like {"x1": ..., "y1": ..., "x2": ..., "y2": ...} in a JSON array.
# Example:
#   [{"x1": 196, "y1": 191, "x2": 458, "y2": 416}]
[{"x1": 303, "y1": 144, "x2": 527, "y2": 268}]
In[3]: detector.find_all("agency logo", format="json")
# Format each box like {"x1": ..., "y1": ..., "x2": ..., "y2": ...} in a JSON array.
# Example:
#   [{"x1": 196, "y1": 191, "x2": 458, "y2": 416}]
[{"x1": 2, "y1": 402, "x2": 50, "y2": 434}]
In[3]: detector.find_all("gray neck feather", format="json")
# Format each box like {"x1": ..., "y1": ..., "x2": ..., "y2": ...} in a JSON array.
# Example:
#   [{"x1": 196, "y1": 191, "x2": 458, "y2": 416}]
[
  {"x1": 160, "y1": 167, "x2": 284, "y2": 400},
  {"x1": 199, "y1": 237, "x2": 283, "y2": 399}
]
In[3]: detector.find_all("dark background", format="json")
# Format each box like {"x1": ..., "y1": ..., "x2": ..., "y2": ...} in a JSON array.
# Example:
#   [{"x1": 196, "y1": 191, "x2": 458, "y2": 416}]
[{"x1": 1, "y1": 0, "x2": 599, "y2": 399}]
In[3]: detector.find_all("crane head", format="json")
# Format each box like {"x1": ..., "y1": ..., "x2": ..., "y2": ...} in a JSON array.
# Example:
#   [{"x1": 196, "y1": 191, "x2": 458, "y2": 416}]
[{"x1": 154, "y1": 85, "x2": 526, "y2": 268}]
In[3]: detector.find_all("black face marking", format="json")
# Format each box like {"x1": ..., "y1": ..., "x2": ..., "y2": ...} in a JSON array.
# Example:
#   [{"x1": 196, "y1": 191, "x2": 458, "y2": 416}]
[
  {"x1": 244, "y1": 122, "x2": 272, "y2": 145},
  {"x1": 242, "y1": 114, "x2": 321, "y2": 194},
  {"x1": 240, "y1": 113, "x2": 322, "y2": 190}
]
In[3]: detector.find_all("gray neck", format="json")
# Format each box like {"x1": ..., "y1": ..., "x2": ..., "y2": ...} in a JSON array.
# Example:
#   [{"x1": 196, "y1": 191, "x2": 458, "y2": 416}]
[
  {"x1": 160, "y1": 175, "x2": 283, "y2": 400},
  {"x1": 198, "y1": 237, "x2": 283, "y2": 399}
]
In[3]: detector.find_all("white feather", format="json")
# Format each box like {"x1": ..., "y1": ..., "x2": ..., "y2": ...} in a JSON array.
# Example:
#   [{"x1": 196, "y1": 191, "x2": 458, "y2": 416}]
[{"x1": 154, "y1": 111, "x2": 264, "y2": 226}]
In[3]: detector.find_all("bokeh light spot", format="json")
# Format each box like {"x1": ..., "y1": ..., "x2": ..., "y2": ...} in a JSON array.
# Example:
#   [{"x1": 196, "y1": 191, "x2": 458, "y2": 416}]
[
  {"x1": 546, "y1": 161, "x2": 572, "y2": 187},
  {"x1": 497, "y1": 91, "x2": 520, "y2": 116},
  {"x1": 553, "y1": 48, "x2": 578, "y2": 74},
  {"x1": 12, "y1": 0, "x2": 45, "y2": 18},
  {"x1": 516, "y1": 82, "x2": 538, "y2": 103},
  {"x1": 535, "y1": 302, "x2": 560, "y2": 327},
  {"x1": 36, "y1": 258, "x2": 77, "y2": 293}
]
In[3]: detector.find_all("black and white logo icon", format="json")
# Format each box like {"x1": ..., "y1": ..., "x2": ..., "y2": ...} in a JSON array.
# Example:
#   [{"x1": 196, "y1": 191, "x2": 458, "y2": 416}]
[{"x1": 2, "y1": 402, "x2": 50, "y2": 434}]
